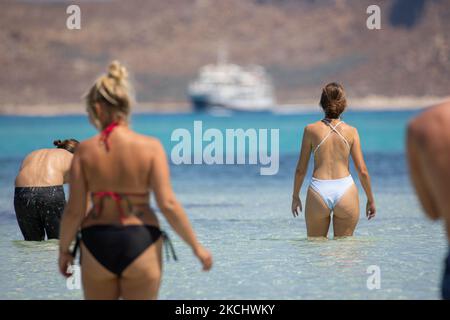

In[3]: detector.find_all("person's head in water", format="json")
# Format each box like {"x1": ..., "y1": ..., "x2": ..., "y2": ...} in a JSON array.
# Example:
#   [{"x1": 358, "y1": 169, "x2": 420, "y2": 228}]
[
  {"x1": 319, "y1": 82, "x2": 347, "y2": 119},
  {"x1": 53, "y1": 139, "x2": 79, "y2": 154},
  {"x1": 85, "y1": 60, "x2": 132, "y2": 130}
]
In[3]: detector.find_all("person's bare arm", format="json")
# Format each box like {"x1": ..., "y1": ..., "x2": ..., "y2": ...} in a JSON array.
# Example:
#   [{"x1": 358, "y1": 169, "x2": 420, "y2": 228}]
[
  {"x1": 350, "y1": 128, "x2": 376, "y2": 219},
  {"x1": 150, "y1": 140, "x2": 212, "y2": 270},
  {"x1": 406, "y1": 123, "x2": 440, "y2": 220},
  {"x1": 58, "y1": 149, "x2": 88, "y2": 277},
  {"x1": 291, "y1": 126, "x2": 312, "y2": 216}
]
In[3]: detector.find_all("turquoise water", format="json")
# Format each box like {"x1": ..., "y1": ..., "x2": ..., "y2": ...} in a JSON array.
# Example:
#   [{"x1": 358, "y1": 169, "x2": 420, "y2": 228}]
[{"x1": 0, "y1": 109, "x2": 447, "y2": 299}]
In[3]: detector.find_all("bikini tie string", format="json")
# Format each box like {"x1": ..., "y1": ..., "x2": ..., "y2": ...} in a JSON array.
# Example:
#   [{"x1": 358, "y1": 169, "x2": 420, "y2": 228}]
[
  {"x1": 161, "y1": 231, "x2": 178, "y2": 262},
  {"x1": 70, "y1": 231, "x2": 178, "y2": 263},
  {"x1": 99, "y1": 122, "x2": 119, "y2": 151},
  {"x1": 71, "y1": 232, "x2": 81, "y2": 260}
]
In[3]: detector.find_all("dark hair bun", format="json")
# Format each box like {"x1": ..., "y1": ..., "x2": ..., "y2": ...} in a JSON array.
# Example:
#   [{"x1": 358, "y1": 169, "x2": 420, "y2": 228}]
[{"x1": 53, "y1": 140, "x2": 62, "y2": 147}]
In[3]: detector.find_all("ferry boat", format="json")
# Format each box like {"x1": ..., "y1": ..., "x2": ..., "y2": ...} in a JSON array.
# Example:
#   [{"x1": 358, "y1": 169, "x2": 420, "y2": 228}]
[{"x1": 188, "y1": 52, "x2": 275, "y2": 112}]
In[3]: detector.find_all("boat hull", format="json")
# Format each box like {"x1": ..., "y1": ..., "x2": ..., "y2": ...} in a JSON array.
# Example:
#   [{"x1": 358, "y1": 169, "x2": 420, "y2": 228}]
[{"x1": 190, "y1": 94, "x2": 274, "y2": 112}]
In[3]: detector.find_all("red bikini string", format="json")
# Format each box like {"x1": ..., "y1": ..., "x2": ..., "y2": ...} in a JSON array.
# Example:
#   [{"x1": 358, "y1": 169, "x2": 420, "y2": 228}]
[
  {"x1": 93, "y1": 191, "x2": 127, "y2": 224},
  {"x1": 100, "y1": 122, "x2": 119, "y2": 151}
]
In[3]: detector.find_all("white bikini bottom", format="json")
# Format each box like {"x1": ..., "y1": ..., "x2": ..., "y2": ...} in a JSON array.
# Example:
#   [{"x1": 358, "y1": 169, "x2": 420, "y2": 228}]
[{"x1": 309, "y1": 175, "x2": 354, "y2": 209}]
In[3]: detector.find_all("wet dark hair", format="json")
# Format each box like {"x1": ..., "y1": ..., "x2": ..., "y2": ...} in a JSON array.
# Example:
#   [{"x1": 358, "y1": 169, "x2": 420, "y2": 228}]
[
  {"x1": 319, "y1": 82, "x2": 347, "y2": 119},
  {"x1": 53, "y1": 139, "x2": 79, "y2": 154}
]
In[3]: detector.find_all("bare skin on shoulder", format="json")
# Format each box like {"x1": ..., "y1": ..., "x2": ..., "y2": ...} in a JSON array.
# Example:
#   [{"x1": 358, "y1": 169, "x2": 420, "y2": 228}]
[
  {"x1": 407, "y1": 100, "x2": 450, "y2": 299},
  {"x1": 58, "y1": 61, "x2": 212, "y2": 300},
  {"x1": 15, "y1": 143, "x2": 75, "y2": 187},
  {"x1": 292, "y1": 83, "x2": 376, "y2": 239}
]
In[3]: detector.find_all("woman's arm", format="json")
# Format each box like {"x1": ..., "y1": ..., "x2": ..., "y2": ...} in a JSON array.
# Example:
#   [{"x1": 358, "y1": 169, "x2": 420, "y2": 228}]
[
  {"x1": 292, "y1": 126, "x2": 312, "y2": 216},
  {"x1": 150, "y1": 140, "x2": 212, "y2": 270},
  {"x1": 58, "y1": 149, "x2": 88, "y2": 276},
  {"x1": 350, "y1": 129, "x2": 376, "y2": 219}
]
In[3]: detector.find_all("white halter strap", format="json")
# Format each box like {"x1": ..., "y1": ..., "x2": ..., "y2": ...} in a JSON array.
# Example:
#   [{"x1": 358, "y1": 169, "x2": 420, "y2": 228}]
[{"x1": 313, "y1": 120, "x2": 350, "y2": 155}]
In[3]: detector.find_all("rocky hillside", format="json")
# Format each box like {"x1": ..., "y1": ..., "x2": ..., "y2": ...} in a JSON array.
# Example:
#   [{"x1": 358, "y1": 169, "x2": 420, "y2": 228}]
[{"x1": 0, "y1": 0, "x2": 449, "y2": 106}]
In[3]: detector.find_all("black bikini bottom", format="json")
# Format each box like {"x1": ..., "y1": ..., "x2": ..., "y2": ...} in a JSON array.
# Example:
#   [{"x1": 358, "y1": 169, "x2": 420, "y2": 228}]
[{"x1": 74, "y1": 224, "x2": 177, "y2": 277}]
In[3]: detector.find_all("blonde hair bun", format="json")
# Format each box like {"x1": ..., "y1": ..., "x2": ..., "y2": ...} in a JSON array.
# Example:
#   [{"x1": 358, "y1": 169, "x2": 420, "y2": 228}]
[
  {"x1": 85, "y1": 60, "x2": 132, "y2": 128},
  {"x1": 107, "y1": 60, "x2": 128, "y2": 85}
]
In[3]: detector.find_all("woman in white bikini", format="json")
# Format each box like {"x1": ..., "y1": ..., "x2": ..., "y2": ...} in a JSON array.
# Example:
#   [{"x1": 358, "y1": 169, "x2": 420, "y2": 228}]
[{"x1": 291, "y1": 82, "x2": 376, "y2": 238}]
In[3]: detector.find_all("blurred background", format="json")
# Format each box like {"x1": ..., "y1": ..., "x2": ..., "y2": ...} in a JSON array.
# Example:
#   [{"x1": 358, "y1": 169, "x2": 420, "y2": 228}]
[{"x1": 0, "y1": 0, "x2": 449, "y2": 113}]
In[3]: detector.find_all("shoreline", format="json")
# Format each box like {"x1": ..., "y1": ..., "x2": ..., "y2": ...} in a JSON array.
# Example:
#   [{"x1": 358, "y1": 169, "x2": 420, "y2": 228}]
[{"x1": 0, "y1": 96, "x2": 448, "y2": 116}]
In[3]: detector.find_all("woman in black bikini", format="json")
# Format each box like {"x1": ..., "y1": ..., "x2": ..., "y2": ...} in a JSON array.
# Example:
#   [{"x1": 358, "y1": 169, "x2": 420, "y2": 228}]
[{"x1": 58, "y1": 61, "x2": 212, "y2": 300}]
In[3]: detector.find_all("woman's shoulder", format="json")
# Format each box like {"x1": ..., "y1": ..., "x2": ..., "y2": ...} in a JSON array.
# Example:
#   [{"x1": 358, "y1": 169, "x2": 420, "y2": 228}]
[
  {"x1": 305, "y1": 120, "x2": 357, "y2": 137},
  {"x1": 305, "y1": 121, "x2": 322, "y2": 130},
  {"x1": 341, "y1": 121, "x2": 357, "y2": 133},
  {"x1": 74, "y1": 136, "x2": 96, "y2": 150},
  {"x1": 304, "y1": 121, "x2": 325, "y2": 134},
  {"x1": 75, "y1": 132, "x2": 164, "y2": 153},
  {"x1": 126, "y1": 132, "x2": 166, "y2": 154},
  {"x1": 130, "y1": 131, "x2": 161, "y2": 146}
]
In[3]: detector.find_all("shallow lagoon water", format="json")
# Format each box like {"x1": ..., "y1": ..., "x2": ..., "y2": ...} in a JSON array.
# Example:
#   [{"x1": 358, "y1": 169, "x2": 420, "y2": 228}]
[{"x1": 0, "y1": 110, "x2": 447, "y2": 299}]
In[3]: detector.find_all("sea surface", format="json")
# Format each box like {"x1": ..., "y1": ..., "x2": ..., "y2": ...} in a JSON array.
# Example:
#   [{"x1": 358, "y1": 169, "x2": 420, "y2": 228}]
[{"x1": 0, "y1": 108, "x2": 447, "y2": 299}]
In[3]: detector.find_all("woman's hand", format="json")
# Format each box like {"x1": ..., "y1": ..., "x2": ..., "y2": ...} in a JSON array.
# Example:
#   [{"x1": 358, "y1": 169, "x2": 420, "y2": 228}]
[
  {"x1": 58, "y1": 251, "x2": 74, "y2": 278},
  {"x1": 366, "y1": 200, "x2": 376, "y2": 220},
  {"x1": 193, "y1": 245, "x2": 213, "y2": 271},
  {"x1": 292, "y1": 195, "x2": 302, "y2": 217}
]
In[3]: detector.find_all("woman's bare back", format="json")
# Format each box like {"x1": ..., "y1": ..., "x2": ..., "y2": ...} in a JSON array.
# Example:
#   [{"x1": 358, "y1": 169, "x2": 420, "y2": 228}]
[
  {"x1": 307, "y1": 120, "x2": 356, "y2": 180},
  {"x1": 78, "y1": 126, "x2": 162, "y2": 227}
]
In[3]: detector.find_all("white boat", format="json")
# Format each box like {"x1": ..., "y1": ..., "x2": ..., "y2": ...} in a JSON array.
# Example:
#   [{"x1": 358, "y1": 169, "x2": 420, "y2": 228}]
[{"x1": 188, "y1": 52, "x2": 275, "y2": 112}]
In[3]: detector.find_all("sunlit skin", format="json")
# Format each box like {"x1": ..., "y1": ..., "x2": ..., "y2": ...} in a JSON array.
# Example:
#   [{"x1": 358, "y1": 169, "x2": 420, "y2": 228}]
[
  {"x1": 407, "y1": 101, "x2": 450, "y2": 239},
  {"x1": 58, "y1": 103, "x2": 212, "y2": 300},
  {"x1": 291, "y1": 116, "x2": 376, "y2": 238},
  {"x1": 15, "y1": 148, "x2": 73, "y2": 187}
]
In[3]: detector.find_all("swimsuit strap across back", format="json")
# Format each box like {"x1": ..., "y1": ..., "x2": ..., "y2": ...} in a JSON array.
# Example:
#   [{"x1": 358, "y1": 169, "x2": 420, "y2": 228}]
[
  {"x1": 313, "y1": 119, "x2": 350, "y2": 155},
  {"x1": 95, "y1": 122, "x2": 149, "y2": 223}
]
